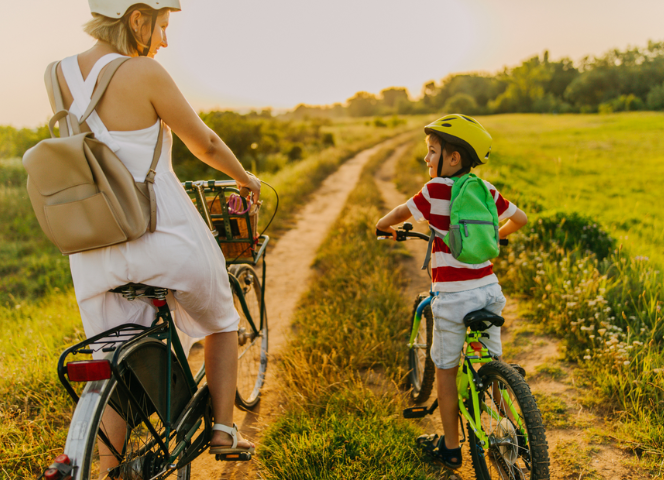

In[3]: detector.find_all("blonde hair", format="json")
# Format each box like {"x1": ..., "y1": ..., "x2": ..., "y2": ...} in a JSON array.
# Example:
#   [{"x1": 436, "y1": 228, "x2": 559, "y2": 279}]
[{"x1": 83, "y1": 4, "x2": 169, "y2": 56}]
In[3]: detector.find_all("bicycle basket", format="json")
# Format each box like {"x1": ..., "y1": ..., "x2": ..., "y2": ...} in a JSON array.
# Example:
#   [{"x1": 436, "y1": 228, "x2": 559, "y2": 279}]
[
  {"x1": 209, "y1": 198, "x2": 260, "y2": 259},
  {"x1": 184, "y1": 180, "x2": 262, "y2": 262}
]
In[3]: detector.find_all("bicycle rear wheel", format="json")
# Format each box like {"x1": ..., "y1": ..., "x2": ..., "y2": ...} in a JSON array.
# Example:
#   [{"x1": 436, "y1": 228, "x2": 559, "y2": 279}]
[
  {"x1": 230, "y1": 264, "x2": 268, "y2": 410},
  {"x1": 408, "y1": 294, "x2": 435, "y2": 403},
  {"x1": 64, "y1": 339, "x2": 194, "y2": 480},
  {"x1": 467, "y1": 361, "x2": 550, "y2": 480}
]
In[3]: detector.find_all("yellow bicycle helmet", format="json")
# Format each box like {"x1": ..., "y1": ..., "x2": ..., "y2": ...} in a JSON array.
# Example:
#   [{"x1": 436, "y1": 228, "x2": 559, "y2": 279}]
[{"x1": 424, "y1": 114, "x2": 492, "y2": 176}]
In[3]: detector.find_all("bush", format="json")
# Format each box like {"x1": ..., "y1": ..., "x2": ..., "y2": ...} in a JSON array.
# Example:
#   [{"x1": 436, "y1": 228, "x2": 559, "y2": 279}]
[
  {"x1": 647, "y1": 82, "x2": 664, "y2": 110},
  {"x1": 442, "y1": 93, "x2": 478, "y2": 114},
  {"x1": 287, "y1": 144, "x2": 303, "y2": 161},
  {"x1": 373, "y1": 117, "x2": 387, "y2": 128},
  {"x1": 322, "y1": 132, "x2": 335, "y2": 147},
  {"x1": 528, "y1": 211, "x2": 615, "y2": 260},
  {"x1": 599, "y1": 94, "x2": 644, "y2": 114}
]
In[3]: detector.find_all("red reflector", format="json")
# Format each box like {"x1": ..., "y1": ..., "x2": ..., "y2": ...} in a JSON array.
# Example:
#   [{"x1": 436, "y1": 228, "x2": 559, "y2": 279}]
[
  {"x1": 44, "y1": 468, "x2": 60, "y2": 480},
  {"x1": 153, "y1": 299, "x2": 167, "y2": 307},
  {"x1": 66, "y1": 360, "x2": 112, "y2": 382},
  {"x1": 470, "y1": 342, "x2": 483, "y2": 351},
  {"x1": 54, "y1": 454, "x2": 70, "y2": 465}
]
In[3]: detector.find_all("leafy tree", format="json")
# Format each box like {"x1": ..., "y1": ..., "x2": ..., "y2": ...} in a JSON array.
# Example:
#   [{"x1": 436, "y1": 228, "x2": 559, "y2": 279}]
[
  {"x1": 442, "y1": 93, "x2": 478, "y2": 114},
  {"x1": 436, "y1": 74, "x2": 506, "y2": 109},
  {"x1": 647, "y1": 81, "x2": 664, "y2": 110},
  {"x1": 380, "y1": 87, "x2": 410, "y2": 109},
  {"x1": 346, "y1": 91, "x2": 379, "y2": 117}
]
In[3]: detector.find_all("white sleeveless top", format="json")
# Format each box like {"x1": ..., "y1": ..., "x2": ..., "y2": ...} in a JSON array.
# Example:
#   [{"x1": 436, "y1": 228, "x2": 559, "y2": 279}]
[{"x1": 61, "y1": 54, "x2": 239, "y2": 353}]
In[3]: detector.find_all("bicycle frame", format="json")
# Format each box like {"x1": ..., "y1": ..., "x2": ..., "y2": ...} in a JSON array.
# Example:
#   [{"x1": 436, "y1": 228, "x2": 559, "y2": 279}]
[
  {"x1": 407, "y1": 294, "x2": 528, "y2": 449},
  {"x1": 58, "y1": 301, "x2": 208, "y2": 468}
]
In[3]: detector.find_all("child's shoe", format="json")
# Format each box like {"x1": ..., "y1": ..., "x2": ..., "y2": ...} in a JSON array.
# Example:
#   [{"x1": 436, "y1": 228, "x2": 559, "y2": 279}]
[
  {"x1": 416, "y1": 434, "x2": 462, "y2": 469},
  {"x1": 432, "y1": 435, "x2": 462, "y2": 469}
]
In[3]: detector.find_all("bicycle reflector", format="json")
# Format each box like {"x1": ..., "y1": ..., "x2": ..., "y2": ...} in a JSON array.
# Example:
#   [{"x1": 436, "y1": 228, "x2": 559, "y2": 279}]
[
  {"x1": 66, "y1": 360, "x2": 112, "y2": 382},
  {"x1": 43, "y1": 454, "x2": 72, "y2": 480}
]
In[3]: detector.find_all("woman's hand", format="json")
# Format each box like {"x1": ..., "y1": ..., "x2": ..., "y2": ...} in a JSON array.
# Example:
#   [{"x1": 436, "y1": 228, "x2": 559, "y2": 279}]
[{"x1": 237, "y1": 172, "x2": 261, "y2": 203}]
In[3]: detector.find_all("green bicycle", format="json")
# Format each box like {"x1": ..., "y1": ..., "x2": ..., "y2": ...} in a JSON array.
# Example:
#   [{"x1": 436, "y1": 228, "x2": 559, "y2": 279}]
[
  {"x1": 378, "y1": 222, "x2": 550, "y2": 479},
  {"x1": 42, "y1": 180, "x2": 271, "y2": 480}
]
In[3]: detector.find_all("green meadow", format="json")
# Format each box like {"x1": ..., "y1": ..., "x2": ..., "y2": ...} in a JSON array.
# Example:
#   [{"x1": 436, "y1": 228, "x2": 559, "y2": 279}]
[
  {"x1": 1, "y1": 111, "x2": 663, "y2": 475},
  {"x1": 0, "y1": 117, "x2": 418, "y2": 476},
  {"x1": 396, "y1": 112, "x2": 664, "y2": 468},
  {"x1": 480, "y1": 113, "x2": 664, "y2": 267}
]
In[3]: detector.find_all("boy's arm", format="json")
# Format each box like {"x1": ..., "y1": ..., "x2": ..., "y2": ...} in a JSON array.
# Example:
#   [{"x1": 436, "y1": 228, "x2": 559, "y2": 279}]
[
  {"x1": 499, "y1": 207, "x2": 527, "y2": 239},
  {"x1": 376, "y1": 204, "x2": 412, "y2": 240}
]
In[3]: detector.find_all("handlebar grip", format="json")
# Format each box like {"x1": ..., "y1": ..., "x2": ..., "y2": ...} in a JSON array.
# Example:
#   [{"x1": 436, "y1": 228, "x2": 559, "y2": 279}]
[
  {"x1": 376, "y1": 229, "x2": 393, "y2": 237},
  {"x1": 499, "y1": 239, "x2": 509, "y2": 246}
]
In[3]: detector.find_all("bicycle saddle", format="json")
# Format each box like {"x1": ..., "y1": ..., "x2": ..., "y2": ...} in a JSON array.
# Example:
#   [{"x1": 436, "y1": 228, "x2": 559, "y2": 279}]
[
  {"x1": 463, "y1": 309, "x2": 505, "y2": 331},
  {"x1": 110, "y1": 283, "x2": 170, "y2": 301}
]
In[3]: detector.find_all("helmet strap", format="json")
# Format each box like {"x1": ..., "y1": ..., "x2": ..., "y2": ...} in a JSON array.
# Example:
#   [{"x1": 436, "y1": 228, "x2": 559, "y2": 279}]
[
  {"x1": 436, "y1": 140, "x2": 445, "y2": 177},
  {"x1": 437, "y1": 141, "x2": 465, "y2": 178},
  {"x1": 139, "y1": 10, "x2": 160, "y2": 57}
]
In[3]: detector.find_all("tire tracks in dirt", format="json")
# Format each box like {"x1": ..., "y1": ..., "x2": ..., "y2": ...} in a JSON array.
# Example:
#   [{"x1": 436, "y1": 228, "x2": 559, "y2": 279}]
[
  {"x1": 374, "y1": 146, "x2": 646, "y2": 479},
  {"x1": 187, "y1": 134, "x2": 411, "y2": 479}
]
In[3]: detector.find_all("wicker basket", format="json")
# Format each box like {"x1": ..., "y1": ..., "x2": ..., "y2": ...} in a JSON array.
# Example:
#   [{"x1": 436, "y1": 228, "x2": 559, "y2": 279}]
[{"x1": 207, "y1": 197, "x2": 260, "y2": 260}]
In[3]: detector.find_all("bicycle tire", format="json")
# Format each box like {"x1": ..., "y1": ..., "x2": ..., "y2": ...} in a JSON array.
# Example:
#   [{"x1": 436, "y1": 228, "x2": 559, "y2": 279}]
[
  {"x1": 467, "y1": 361, "x2": 550, "y2": 480},
  {"x1": 64, "y1": 339, "x2": 194, "y2": 480},
  {"x1": 408, "y1": 294, "x2": 436, "y2": 403},
  {"x1": 230, "y1": 264, "x2": 268, "y2": 410}
]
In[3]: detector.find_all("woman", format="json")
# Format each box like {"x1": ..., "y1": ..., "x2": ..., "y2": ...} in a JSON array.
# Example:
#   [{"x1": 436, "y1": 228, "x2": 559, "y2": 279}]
[{"x1": 52, "y1": 0, "x2": 258, "y2": 471}]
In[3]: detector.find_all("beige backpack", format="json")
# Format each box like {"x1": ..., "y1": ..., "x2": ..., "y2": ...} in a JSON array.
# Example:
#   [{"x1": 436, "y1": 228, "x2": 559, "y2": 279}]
[{"x1": 22, "y1": 57, "x2": 162, "y2": 255}]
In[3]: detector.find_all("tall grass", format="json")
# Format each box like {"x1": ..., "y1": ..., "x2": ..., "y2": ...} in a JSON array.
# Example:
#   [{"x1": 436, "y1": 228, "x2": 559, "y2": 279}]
[
  {"x1": 258, "y1": 146, "x2": 437, "y2": 479},
  {"x1": 0, "y1": 292, "x2": 84, "y2": 477},
  {"x1": 493, "y1": 221, "x2": 664, "y2": 463},
  {"x1": 0, "y1": 120, "x2": 419, "y2": 476},
  {"x1": 395, "y1": 113, "x2": 664, "y2": 467}
]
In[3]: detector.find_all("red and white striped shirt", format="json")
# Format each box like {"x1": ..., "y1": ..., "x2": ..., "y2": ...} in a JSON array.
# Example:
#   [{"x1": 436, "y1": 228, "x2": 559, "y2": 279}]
[{"x1": 406, "y1": 177, "x2": 517, "y2": 293}]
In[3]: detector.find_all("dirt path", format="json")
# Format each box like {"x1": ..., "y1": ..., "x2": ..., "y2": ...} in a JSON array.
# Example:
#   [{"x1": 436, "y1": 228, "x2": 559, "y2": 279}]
[
  {"x1": 187, "y1": 135, "x2": 409, "y2": 479},
  {"x1": 374, "y1": 148, "x2": 645, "y2": 479}
]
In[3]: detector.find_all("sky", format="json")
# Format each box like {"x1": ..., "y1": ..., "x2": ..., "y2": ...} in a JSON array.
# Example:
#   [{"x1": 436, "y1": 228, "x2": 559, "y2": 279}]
[{"x1": 3, "y1": 0, "x2": 664, "y2": 127}]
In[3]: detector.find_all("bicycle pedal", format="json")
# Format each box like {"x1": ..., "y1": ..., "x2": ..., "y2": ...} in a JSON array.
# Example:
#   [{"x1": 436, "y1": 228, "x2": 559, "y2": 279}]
[
  {"x1": 403, "y1": 406, "x2": 431, "y2": 418},
  {"x1": 509, "y1": 363, "x2": 526, "y2": 378},
  {"x1": 215, "y1": 452, "x2": 252, "y2": 462}
]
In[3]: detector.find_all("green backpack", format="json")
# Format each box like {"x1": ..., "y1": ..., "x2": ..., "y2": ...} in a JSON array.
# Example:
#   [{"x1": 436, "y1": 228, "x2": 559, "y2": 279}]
[
  {"x1": 420, "y1": 174, "x2": 501, "y2": 270},
  {"x1": 443, "y1": 173, "x2": 500, "y2": 264}
]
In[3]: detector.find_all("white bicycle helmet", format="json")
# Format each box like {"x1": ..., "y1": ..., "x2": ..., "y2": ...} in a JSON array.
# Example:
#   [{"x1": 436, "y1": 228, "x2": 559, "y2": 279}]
[{"x1": 88, "y1": 0, "x2": 181, "y2": 19}]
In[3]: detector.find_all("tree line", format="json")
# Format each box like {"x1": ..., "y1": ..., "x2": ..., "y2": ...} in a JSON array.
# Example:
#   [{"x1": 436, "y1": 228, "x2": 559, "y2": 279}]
[
  {"x1": 288, "y1": 39, "x2": 664, "y2": 118},
  {"x1": 3, "y1": 39, "x2": 664, "y2": 160}
]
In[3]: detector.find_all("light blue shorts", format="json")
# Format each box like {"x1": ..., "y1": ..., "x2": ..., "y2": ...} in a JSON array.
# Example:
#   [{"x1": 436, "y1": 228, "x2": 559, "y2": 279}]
[{"x1": 430, "y1": 283, "x2": 506, "y2": 370}]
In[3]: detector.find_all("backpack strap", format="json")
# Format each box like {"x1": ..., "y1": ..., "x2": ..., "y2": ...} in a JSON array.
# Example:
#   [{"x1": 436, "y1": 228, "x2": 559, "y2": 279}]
[
  {"x1": 44, "y1": 61, "x2": 70, "y2": 137},
  {"x1": 144, "y1": 122, "x2": 164, "y2": 232},
  {"x1": 78, "y1": 57, "x2": 131, "y2": 127},
  {"x1": 421, "y1": 225, "x2": 445, "y2": 270}
]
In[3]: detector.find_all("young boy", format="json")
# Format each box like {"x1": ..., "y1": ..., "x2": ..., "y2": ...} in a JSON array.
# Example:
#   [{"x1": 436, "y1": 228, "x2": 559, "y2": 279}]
[{"x1": 376, "y1": 114, "x2": 528, "y2": 469}]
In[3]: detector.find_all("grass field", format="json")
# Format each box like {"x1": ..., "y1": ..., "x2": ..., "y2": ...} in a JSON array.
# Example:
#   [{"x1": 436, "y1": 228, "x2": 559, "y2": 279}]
[
  {"x1": 259, "y1": 143, "x2": 438, "y2": 479},
  {"x1": 2, "y1": 111, "x2": 663, "y2": 475},
  {"x1": 396, "y1": 112, "x2": 664, "y2": 468},
  {"x1": 0, "y1": 117, "x2": 419, "y2": 476}
]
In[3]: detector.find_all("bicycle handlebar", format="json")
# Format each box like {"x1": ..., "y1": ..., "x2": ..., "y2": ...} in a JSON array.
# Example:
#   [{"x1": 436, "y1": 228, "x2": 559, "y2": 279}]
[{"x1": 376, "y1": 223, "x2": 508, "y2": 246}]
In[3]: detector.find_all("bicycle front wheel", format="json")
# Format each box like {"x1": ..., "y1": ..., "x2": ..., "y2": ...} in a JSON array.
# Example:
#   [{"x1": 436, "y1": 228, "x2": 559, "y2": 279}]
[
  {"x1": 230, "y1": 264, "x2": 268, "y2": 410},
  {"x1": 408, "y1": 294, "x2": 435, "y2": 403},
  {"x1": 64, "y1": 340, "x2": 194, "y2": 480},
  {"x1": 467, "y1": 361, "x2": 550, "y2": 480}
]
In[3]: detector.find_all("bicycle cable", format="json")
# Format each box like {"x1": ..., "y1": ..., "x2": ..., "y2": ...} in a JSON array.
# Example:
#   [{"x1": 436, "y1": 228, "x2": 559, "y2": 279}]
[{"x1": 229, "y1": 179, "x2": 279, "y2": 264}]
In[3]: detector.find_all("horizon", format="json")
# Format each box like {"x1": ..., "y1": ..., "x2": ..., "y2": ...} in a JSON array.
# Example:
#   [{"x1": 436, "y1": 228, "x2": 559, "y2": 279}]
[{"x1": 3, "y1": 0, "x2": 664, "y2": 127}]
